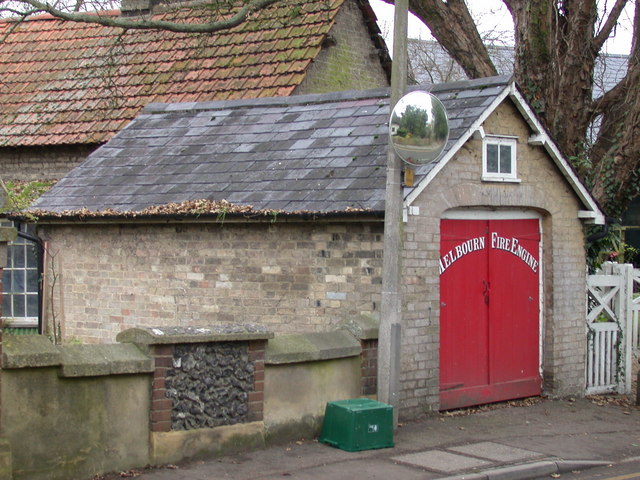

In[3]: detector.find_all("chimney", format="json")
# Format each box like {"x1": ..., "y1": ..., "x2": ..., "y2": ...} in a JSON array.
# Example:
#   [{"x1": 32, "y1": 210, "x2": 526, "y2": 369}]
[{"x1": 120, "y1": 0, "x2": 152, "y2": 16}]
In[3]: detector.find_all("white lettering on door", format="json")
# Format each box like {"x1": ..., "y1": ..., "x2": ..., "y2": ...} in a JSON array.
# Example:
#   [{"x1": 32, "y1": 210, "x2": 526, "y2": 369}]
[
  {"x1": 439, "y1": 236, "x2": 486, "y2": 274},
  {"x1": 440, "y1": 232, "x2": 539, "y2": 275},
  {"x1": 490, "y1": 232, "x2": 539, "y2": 272}
]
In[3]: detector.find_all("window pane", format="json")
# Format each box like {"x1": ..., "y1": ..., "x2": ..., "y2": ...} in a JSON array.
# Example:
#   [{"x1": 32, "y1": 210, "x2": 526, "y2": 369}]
[
  {"x1": 500, "y1": 145, "x2": 512, "y2": 174},
  {"x1": 13, "y1": 295, "x2": 25, "y2": 317},
  {"x1": 2, "y1": 269, "x2": 11, "y2": 293},
  {"x1": 13, "y1": 246, "x2": 25, "y2": 268},
  {"x1": 487, "y1": 144, "x2": 499, "y2": 172},
  {"x1": 13, "y1": 270, "x2": 25, "y2": 293},
  {"x1": 2, "y1": 291, "x2": 11, "y2": 317},
  {"x1": 27, "y1": 269, "x2": 39, "y2": 290},
  {"x1": 27, "y1": 294, "x2": 38, "y2": 317},
  {"x1": 27, "y1": 244, "x2": 38, "y2": 268}
]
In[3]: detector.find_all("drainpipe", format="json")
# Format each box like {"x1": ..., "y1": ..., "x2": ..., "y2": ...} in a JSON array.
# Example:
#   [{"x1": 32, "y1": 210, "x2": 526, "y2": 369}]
[{"x1": 585, "y1": 217, "x2": 618, "y2": 243}]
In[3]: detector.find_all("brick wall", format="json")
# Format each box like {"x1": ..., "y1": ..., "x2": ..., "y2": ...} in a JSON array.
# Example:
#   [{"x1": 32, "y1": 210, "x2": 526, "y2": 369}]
[
  {"x1": 150, "y1": 345, "x2": 173, "y2": 433},
  {"x1": 248, "y1": 341, "x2": 266, "y2": 422},
  {"x1": 399, "y1": 99, "x2": 589, "y2": 416},
  {"x1": 294, "y1": 0, "x2": 389, "y2": 95},
  {"x1": 360, "y1": 338, "x2": 378, "y2": 396},
  {"x1": 40, "y1": 221, "x2": 383, "y2": 343},
  {"x1": 0, "y1": 145, "x2": 95, "y2": 182}
]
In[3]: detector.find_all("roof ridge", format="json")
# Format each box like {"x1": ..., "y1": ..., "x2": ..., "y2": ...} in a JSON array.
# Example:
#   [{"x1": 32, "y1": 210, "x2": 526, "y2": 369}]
[
  {"x1": 427, "y1": 75, "x2": 513, "y2": 93},
  {"x1": 143, "y1": 87, "x2": 392, "y2": 114}
]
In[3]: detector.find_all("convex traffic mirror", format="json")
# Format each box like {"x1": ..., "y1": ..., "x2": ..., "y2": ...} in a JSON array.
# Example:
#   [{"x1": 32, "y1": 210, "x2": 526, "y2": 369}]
[{"x1": 389, "y1": 91, "x2": 449, "y2": 166}]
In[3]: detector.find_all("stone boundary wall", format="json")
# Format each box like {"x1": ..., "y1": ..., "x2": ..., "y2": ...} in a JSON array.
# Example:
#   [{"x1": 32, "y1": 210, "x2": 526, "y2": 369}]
[
  {"x1": 0, "y1": 335, "x2": 153, "y2": 480},
  {"x1": 0, "y1": 319, "x2": 380, "y2": 479},
  {"x1": 262, "y1": 317, "x2": 378, "y2": 442}
]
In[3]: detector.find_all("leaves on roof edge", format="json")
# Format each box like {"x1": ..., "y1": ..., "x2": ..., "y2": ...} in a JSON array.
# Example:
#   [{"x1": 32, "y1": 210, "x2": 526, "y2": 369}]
[{"x1": 24, "y1": 198, "x2": 375, "y2": 220}]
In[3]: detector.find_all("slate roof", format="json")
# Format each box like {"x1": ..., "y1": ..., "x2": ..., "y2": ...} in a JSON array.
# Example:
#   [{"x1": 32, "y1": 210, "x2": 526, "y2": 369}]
[
  {"x1": 31, "y1": 76, "x2": 516, "y2": 218},
  {"x1": 0, "y1": 0, "x2": 373, "y2": 148},
  {"x1": 408, "y1": 40, "x2": 515, "y2": 84},
  {"x1": 409, "y1": 39, "x2": 629, "y2": 98}
]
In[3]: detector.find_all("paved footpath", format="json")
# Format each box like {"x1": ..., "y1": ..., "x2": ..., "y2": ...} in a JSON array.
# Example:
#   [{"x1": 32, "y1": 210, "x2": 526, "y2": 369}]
[{"x1": 111, "y1": 397, "x2": 640, "y2": 480}]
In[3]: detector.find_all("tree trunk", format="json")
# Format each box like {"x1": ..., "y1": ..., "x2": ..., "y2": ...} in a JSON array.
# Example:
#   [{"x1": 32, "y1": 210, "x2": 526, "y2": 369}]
[{"x1": 589, "y1": 3, "x2": 640, "y2": 216}]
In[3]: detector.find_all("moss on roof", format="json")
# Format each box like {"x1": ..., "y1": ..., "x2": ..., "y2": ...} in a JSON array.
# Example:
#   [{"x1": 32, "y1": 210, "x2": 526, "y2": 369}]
[{"x1": 0, "y1": 0, "x2": 346, "y2": 147}]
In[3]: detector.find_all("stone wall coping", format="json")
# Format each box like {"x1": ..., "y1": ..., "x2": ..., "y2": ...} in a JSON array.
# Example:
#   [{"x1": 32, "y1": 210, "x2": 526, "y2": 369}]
[
  {"x1": 116, "y1": 325, "x2": 274, "y2": 345},
  {"x1": 2, "y1": 335, "x2": 154, "y2": 377},
  {"x1": 60, "y1": 344, "x2": 154, "y2": 377},
  {"x1": 341, "y1": 314, "x2": 380, "y2": 340},
  {"x1": 2, "y1": 334, "x2": 61, "y2": 369},
  {"x1": 265, "y1": 329, "x2": 361, "y2": 365}
]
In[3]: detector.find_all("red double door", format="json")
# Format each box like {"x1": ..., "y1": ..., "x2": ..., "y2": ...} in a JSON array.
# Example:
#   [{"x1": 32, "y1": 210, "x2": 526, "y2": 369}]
[{"x1": 439, "y1": 218, "x2": 542, "y2": 410}]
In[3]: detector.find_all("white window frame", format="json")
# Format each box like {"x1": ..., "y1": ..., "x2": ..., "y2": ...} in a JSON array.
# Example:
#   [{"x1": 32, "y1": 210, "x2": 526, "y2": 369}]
[
  {"x1": 482, "y1": 136, "x2": 520, "y2": 183},
  {"x1": 2, "y1": 228, "x2": 40, "y2": 328}
]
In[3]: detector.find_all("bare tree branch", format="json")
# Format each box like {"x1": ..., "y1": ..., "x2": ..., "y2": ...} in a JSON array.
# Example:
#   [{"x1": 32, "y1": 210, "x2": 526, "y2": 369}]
[
  {"x1": 593, "y1": 0, "x2": 629, "y2": 52},
  {"x1": 631, "y1": 0, "x2": 640, "y2": 62},
  {"x1": 0, "y1": 7, "x2": 42, "y2": 42},
  {"x1": 381, "y1": 0, "x2": 498, "y2": 78},
  {"x1": 7, "y1": 0, "x2": 290, "y2": 33}
]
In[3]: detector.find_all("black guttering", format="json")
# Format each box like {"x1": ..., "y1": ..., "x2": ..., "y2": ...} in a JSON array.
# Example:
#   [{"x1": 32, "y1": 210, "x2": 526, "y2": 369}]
[{"x1": 9, "y1": 209, "x2": 386, "y2": 224}]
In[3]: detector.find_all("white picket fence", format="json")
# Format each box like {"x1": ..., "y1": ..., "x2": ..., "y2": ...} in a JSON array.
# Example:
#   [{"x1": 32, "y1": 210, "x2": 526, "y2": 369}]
[
  {"x1": 586, "y1": 263, "x2": 638, "y2": 395},
  {"x1": 631, "y1": 268, "x2": 640, "y2": 351}
]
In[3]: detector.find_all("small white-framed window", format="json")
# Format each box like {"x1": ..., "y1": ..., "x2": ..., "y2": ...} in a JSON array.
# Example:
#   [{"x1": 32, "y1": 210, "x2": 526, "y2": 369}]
[
  {"x1": 482, "y1": 136, "x2": 519, "y2": 182},
  {"x1": 1, "y1": 223, "x2": 41, "y2": 330}
]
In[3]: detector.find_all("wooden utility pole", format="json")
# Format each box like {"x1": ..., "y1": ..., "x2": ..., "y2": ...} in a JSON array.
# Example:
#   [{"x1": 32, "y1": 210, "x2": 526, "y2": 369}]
[{"x1": 378, "y1": 0, "x2": 408, "y2": 426}]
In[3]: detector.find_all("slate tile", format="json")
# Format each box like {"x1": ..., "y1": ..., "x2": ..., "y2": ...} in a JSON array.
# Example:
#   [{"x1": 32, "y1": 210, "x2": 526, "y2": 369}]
[
  {"x1": 326, "y1": 178, "x2": 357, "y2": 190},
  {"x1": 303, "y1": 148, "x2": 334, "y2": 159},
  {"x1": 308, "y1": 136, "x2": 334, "y2": 148},
  {"x1": 258, "y1": 200, "x2": 291, "y2": 211},
  {"x1": 327, "y1": 188, "x2": 373, "y2": 202},
  {"x1": 191, "y1": 162, "x2": 234, "y2": 174},
  {"x1": 290, "y1": 138, "x2": 316, "y2": 150},
  {"x1": 349, "y1": 135, "x2": 377, "y2": 147},
  {"x1": 327, "y1": 157, "x2": 356, "y2": 168},
  {"x1": 351, "y1": 125, "x2": 379, "y2": 136},
  {"x1": 329, "y1": 116, "x2": 355, "y2": 128},
  {"x1": 280, "y1": 148, "x2": 315, "y2": 160}
]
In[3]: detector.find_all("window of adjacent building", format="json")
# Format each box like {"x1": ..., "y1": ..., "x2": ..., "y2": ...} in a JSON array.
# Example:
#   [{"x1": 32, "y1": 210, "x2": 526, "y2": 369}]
[
  {"x1": 482, "y1": 137, "x2": 519, "y2": 182},
  {"x1": 1, "y1": 223, "x2": 41, "y2": 329}
]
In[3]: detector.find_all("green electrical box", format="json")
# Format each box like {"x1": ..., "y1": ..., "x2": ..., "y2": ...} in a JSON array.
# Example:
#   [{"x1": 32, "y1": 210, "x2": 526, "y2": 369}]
[{"x1": 319, "y1": 398, "x2": 394, "y2": 452}]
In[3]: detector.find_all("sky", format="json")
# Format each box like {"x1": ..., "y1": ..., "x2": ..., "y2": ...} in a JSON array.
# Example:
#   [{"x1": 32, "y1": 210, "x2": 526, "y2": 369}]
[{"x1": 369, "y1": 0, "x2": 635, "y2": 55}]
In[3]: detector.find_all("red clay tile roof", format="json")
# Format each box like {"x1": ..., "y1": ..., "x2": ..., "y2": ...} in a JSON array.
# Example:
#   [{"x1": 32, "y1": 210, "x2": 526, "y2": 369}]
[{"x1": 0, "y1": 0, "x2": 346, "y2": 147}]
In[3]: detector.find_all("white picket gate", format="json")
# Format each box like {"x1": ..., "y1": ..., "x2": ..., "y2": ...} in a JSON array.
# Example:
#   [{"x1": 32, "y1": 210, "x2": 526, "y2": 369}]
[
  {"x1": 630, "y1": 268, "x2": 640, "y2": 351},
  {"x1": 586, "y1": 262, "x2": 636, "y2": 395}
]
